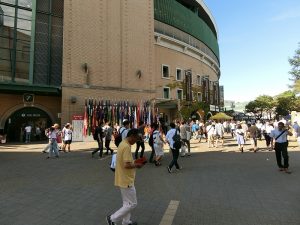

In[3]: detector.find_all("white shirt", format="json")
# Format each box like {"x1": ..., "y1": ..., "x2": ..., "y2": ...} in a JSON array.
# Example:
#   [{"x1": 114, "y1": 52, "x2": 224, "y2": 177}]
[
  {"x1": 269, "y1": 129, "x2": 288, "y2": 143},
  {"x1": 256, "y1": 123, "x2": 262, "y2": 129},
  {"x1": 265, "y1": 125, "x2": 274, "y2": 134},
  {"x1": 25, "y1": 126, "x2": 32, "y2": 133},
  {"x1": 50, "y1": 129, "x2": 58, "y2": 139},
  {"x1": 207, "y1": 125, "x2": 215, "y2": 136},
  {"x1": 62, "y1": 128, "x2": 72, "y2": 141}
]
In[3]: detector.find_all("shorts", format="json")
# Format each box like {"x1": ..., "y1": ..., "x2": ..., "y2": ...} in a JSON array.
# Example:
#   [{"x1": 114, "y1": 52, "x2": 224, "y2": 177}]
[
  {"x1": 64, "y1": 140, "x2": 72, "y2": 144},
  {"x1": 208, "y1": 134, "x2": 214, "y2": 141}
]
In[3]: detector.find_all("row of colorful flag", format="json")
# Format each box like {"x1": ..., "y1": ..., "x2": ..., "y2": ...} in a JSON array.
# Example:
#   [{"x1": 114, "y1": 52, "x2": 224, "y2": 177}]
[{"x1": 83, "y1": 99, "x2": 159, "y2": 136}]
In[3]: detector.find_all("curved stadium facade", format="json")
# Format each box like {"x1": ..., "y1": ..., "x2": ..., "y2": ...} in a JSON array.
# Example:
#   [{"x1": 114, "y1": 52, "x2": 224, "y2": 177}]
[{"x1": 0, "y1": 0, "x2": 222, "y2": 142}]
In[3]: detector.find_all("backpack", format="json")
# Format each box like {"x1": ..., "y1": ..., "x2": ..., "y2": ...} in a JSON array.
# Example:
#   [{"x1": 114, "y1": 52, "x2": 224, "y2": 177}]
[
  {"x1": 114, "y1": 128, "x2": 126, "y2": 147},
  {"x1": 93, "y1": 126, "x2": 103, "y2": 140},
  {"x1": 172, "y1": 130, "x2": 181, "y2": 149}
]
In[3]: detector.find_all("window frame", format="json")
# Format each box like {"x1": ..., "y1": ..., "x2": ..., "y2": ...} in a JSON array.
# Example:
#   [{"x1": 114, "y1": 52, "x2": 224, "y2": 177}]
[
  {"x1": 196, "y1": 75, "x2": 201, "y2": 86},
  {"x1": 163, "y1": 86, "x2": 170, "y2": 99},
  {"x1": 176, "y1": 68, "x2": 183, "y2": 81},
  {"x1": 161, "y1": 64, "x2": 170, "y2": 79},
  {"x1": 176, "y1": 88, "x2": 183, "y2": 100},
  {"x1": 197, "y1": 92, "x2": 202, "y2": 102}
]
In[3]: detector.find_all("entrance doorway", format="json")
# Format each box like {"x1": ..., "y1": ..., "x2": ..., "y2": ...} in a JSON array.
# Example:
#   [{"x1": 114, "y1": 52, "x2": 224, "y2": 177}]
[{"x1": 4, "y1": 107, "x2": 52, "y2": 143}]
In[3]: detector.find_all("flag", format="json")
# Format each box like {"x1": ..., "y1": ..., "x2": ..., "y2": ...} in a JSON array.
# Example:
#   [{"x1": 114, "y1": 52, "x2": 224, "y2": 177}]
[
  {"x1": 134, "y1": 106, "x2": 137, "y2": 128},
  {"x1": 83, "y1": 99, "x2": 88, "y2": 137}
]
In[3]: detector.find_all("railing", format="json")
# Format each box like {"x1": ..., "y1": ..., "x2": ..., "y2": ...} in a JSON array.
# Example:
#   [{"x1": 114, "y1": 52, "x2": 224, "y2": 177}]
[{"x1": 154, "y1": 20, "x2": 220, "y2": 66}]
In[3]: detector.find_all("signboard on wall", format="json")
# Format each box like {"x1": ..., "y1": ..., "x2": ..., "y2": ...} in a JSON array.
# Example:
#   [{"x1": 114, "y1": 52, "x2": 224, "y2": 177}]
[{"x1": 72, "y1": 115, "x2": 84, "y2": 141}]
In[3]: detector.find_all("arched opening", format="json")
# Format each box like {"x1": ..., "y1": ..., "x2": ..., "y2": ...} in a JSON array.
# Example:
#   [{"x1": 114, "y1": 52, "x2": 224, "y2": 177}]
[
  {"x1": 4, "y1": 107, "x2": 52, "y2": 143},
  {"x1": 206, "y1": 112, "x2": 213, "y2": 120}
]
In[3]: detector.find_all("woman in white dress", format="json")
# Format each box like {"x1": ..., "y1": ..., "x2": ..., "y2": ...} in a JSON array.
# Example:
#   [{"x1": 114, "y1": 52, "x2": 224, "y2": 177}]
[
  {"x1": 153, "y1": 123, "x2": 166, "y2": 166},
  {"x1": 235, "y1": 124, "x2": 245, "y2": 153}
]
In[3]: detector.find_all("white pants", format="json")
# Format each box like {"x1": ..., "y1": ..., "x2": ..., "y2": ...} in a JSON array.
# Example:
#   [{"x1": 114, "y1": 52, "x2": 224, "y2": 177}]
[{"x1": 111, "y1": 186, "x2": 137, "y2": 225}]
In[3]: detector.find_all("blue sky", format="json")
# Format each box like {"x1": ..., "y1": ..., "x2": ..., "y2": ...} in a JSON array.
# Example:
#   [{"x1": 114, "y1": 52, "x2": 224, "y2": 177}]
[{"x1": 204, "y1": 0, "x2": 300, "y2": 102}]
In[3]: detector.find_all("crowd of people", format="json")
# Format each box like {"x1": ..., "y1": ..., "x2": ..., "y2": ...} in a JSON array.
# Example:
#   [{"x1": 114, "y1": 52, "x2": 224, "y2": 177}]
[
  {"x1": 37, "y1": 117, "x2": 297, "y2": 225},
  {"x1": 42, "y1": 123, "x2": 73, "y2": 159},
  {"x1": 87, "y1": 117, "x2": 299, "y2": 170}
]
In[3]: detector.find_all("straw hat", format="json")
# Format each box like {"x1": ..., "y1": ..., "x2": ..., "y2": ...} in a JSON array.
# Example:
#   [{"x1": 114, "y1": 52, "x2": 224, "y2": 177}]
[{"x1": 52, "y1": 123, "x2": 60, "y2": 128}]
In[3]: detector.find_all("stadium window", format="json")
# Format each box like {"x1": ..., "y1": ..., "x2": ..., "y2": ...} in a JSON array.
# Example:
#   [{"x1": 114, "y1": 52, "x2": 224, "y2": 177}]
[
  {"x1": 197, "y1": 92, "x2": 202, "y2": 102},
  {"x1": 177, "y1": 89, "x2": 183, "y2": 100},
  {"x1": 176, "y1": 68, "x2": 182, "y2": 80},
  {"x1": 197, "y1": 75, "x2": 201, "y2": 86},
  {"x1": 162, "y1": 64, "x2": 170, "y2": 78},
  {"x1": 163, "y1": 87, "x2": 170, "y2": 99}
]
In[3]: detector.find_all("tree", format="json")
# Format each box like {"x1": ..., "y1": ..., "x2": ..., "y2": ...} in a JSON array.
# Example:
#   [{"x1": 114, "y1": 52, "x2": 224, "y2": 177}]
[
  {"x1": 255, "y1": 95, "x2": 275, "y2": 119},
  {"x1": 245, "y1": 95, "x2": 275, "y2": 119},
  {"x1": 274, "y1": 91, "x2": 300, "y2": 117},
  {"x1": 289, "y1": 43, "x2": 300, "y2": 92}
]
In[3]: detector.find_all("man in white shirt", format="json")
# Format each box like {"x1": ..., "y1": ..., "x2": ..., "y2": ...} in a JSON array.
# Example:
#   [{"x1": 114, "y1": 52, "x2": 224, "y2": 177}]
[
  {"x1": 269, "y1": 122, "x2": 292, "y2": 173},
  {"x1": 24, "y1": 125, "x2": 32, "y2": 143}
]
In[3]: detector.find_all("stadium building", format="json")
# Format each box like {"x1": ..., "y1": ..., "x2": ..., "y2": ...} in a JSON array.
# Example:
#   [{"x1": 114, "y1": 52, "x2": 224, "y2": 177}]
[{"x1": 0, "y1": 0, "x2": 222, "y2": 142}]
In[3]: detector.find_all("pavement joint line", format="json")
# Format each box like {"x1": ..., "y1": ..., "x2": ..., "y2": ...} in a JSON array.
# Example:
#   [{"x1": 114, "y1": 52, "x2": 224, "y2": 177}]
[{"x1": 159, "y1": 200, "x2": 180, "y2": 225}]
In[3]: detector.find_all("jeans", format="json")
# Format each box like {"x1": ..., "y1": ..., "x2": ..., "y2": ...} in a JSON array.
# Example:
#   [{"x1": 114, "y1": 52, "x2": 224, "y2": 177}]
[
  {"x1": 274, "y1": 142, "x2": 289, "y2": 168},
  {"x1": 149, "y1": 145, "x2": 155, "y2": 162},
  {"x1": 169, "y1": 147, "x2": 180, "y2": 169},
  {"x1": 49, "y1": 139, "x2": 59, "y2": 157},
  {"x1": 111, "y1": 186, "x2": 137, "y2": 225},
  {"x1": 105, "y1": 139, "x2": 113, "y2": 153},
  {"x1": 92, "y1": 139, "x2": 103, "y2": 157},
  {"x1": 25, "y1": 132, "x2": 31, "y2": 143},
  {"x1": 264, "y1": 133, "x2": 272, "y2": 147}
]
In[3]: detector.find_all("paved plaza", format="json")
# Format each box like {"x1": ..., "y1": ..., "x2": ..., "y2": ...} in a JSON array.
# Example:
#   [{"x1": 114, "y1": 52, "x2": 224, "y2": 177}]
[{"x1": 1, "y1": 136, "x2": 300, "y2": 225}]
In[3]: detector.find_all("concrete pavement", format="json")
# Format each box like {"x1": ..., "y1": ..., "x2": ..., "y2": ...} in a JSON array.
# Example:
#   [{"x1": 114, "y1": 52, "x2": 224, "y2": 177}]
[{"x1": 1, "y1": 136, "x2": 300, "y2": 225}]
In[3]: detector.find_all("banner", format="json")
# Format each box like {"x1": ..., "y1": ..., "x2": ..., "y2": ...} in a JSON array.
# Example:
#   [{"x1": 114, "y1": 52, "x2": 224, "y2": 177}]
[
  {"x1": 185, "y1": 70, "x2": 192, "y2": 101},
  {"x1": 72, "y1": 115, "x2": 84, "y2": 141}
]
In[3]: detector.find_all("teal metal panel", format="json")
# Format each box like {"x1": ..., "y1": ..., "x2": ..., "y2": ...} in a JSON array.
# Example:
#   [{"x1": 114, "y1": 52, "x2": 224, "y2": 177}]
[
  {"x1": 29, "y1": 0, "x2": 37, "y2": 84},
  {"x1": 154, "y1": 0, "x2": 219, "y2": 60}
]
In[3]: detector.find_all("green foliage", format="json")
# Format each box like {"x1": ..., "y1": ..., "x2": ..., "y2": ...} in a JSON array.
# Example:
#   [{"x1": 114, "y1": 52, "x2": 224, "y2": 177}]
[
  {"x1": 289, "y1": 43, "x2": 300, "y2": 92},
  {"x1": 274, "y1": 91, "x2": 300, "y2": 116},
  {"x1": 245, "y1": 95, "x2": 275, "y2": 118}
]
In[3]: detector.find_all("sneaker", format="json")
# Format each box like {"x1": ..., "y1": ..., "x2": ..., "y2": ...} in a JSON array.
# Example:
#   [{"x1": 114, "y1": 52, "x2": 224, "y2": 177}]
[
  {"x1": 106, "y1": 215, "x2": 115, "y2": 225},
  {"x1": 284, "y1": 168, "x2": 292, "y2": 174},
  {"x1": 176, "y1": 166, "x2": 183, "y2": 171},
  {"x1": 128, "y1": 222, "x2": 138, "y2": 225},
  {"x1": 167, "y1": 166, "x2": 172, "y2": 173}
]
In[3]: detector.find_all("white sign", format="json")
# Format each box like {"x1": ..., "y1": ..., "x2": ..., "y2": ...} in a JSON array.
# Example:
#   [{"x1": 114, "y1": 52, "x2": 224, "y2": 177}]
[{"x1": 72, "y1": 115, "x2": 84, "y2": 142}]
